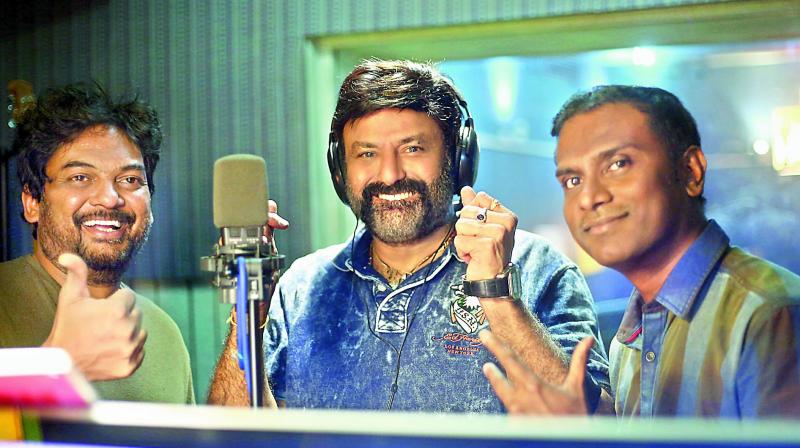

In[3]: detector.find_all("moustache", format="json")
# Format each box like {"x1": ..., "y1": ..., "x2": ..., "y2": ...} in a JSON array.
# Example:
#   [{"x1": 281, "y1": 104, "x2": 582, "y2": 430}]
[{"x1": 73, "y1": 210, "x2": 136, "y2": 227}]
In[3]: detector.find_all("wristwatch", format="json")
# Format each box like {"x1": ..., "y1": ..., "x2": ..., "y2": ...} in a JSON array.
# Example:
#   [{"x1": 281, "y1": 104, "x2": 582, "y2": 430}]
[{"x1": 462, "y1": 263, "x2": 521, "y2": 300}]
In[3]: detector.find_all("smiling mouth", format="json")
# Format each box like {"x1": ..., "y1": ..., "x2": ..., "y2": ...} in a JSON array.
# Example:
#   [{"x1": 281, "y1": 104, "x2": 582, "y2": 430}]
[
  {"x1": 81, "y1": 219, "x2": 123, "y2": 233},
  {"x1": 375, "y1": 192, "x2": 417, "y2": 202},
  {"x1": 583, "y1": 213, "x2": 628, "y2": 234}
]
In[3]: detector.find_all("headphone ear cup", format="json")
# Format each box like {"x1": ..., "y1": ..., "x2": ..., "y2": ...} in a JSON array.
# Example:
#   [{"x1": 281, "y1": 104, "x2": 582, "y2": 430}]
[
  {"x1": 455, "y1": 117, "x2": 479, "y2": 190},
  {"x1": 327, "y1": 132, "x2": 349, "y2": 204}
]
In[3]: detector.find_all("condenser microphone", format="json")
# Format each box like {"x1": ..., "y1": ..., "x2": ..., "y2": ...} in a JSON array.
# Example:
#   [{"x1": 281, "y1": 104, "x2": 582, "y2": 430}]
[
  {"x1": 213, "y1": 154, "x2": 268, "y2": 229},
  {"x1": 200, "y1": 154, "x2": 284, "y2": 408},
  {"x1": 202, "y1": 154, "x2": 283, "y2": 303}
]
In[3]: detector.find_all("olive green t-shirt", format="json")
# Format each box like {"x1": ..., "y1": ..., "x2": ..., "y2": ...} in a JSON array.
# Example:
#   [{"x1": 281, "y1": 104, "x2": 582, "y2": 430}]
[{"x1": 0, "y1": 255, "x2": 194, "y2": 404}]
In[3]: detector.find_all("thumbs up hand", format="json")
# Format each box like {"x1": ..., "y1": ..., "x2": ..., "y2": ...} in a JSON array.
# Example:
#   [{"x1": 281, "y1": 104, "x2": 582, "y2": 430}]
[{"x1": 43, "y1": 253, "x2": 147, "y2": 381}]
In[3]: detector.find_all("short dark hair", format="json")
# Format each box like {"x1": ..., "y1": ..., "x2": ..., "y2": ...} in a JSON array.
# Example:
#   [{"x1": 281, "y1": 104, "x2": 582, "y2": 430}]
[
  {"x1": 551, "y1": 85, "x2": 701, "y2": 166},
  {"x1": 331, "y1": 59, "x2": 464, "y2": 162},
  {"x1": 14, "y1": 82, "x2": 162, "y2": 202}
]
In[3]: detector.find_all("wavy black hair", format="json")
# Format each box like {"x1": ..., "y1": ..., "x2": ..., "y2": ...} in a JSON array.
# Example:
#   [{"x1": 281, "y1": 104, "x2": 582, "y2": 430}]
[{"x1": 331, "y1": 59, "x2": 464, "y2": 164}]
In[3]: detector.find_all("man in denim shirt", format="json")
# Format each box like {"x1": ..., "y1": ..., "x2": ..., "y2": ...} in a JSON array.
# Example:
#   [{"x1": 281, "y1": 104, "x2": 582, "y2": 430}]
[
  {"x1": 481, "y1": 86, "x2": 800, "y2": 418},
  {"x1": 209, "y1": 60, "x2": 610, "y2": 412}
]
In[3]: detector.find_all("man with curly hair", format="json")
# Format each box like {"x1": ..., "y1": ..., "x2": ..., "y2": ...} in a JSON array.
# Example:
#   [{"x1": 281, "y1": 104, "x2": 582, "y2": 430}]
[{"x1": 0, "y1": 82, "x2": 194, "y2": 404}]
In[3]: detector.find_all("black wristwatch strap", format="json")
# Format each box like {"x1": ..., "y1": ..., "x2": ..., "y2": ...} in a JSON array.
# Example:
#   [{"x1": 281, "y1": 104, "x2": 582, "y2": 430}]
[
  {"x1": 461, "y1": 263, "x2": 519, "y2": 300},
  {"x1": 462, "y1": 278, "x2": 509, "y2": 297}
]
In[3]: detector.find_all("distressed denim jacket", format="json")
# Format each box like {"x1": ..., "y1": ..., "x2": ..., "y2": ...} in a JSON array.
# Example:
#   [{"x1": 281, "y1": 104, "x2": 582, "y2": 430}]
[{"x1": 265, "y1": 228, "x2": 610, "y2": 412}]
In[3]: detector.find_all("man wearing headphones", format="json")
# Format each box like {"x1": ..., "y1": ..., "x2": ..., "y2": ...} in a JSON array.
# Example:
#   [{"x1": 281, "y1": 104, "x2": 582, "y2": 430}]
[{"x1": 209, "y1": 59, "x2": 609, "y2": 412}]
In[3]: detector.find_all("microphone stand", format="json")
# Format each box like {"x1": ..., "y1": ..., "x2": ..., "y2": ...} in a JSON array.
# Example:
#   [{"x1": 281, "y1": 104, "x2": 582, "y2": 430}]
[{"x1": 201, "y1": 227, "x2": 284, "y2": 408}]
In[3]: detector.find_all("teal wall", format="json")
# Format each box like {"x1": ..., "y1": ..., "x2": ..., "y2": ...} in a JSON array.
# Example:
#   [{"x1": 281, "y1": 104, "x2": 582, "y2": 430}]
[{"x1": 0, "y1": 0, "x2": 744, "y2": 402}]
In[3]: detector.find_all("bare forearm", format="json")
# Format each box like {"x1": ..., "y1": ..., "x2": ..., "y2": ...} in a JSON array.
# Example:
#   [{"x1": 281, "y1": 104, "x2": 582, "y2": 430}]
[
  {"x1": 207, "y1": 328, "x2": 277, "y2": 408},
  {"x1": 207, "y1": 330, "x2": 249, "y2": 405},
  {"x1": 481, "y1": 300, "x2": 569, "y2": 384}
]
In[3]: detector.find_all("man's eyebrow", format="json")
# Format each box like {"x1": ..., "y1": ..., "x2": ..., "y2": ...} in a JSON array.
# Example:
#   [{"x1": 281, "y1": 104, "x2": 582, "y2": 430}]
[
  {"x1": 554, "y1": 145, "x2": 634, "y2": 178},
  {"x1": 59, "y1": 160, "x2": 96, "y2": 171},
  {"x1": 594, "y1": 145, "x2": 630, "y2": 162},
  {"x1": 555, "y1": 166, "x2": 578, "y2": 178},
  {"x1": 350, "y1": 134, "x2": 426, "y2": 151},
  {"x1": 350, "y1": 141, "x2": 378, "y2": 149},
  {"x1": 58, "y1": 161, "x2": 146, "y2": 172},
  {"x1": 398, "y1": 134, "x2": 425, "y2": 145},
  {"x1": 119, "y1": 163, "x2": 146, "y2": 172}
]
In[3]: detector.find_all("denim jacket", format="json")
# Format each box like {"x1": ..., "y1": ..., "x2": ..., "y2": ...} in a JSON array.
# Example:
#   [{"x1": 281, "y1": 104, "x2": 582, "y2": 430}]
[{"x1": 265, "y1": 227, "x2": 610, "y2": 412}]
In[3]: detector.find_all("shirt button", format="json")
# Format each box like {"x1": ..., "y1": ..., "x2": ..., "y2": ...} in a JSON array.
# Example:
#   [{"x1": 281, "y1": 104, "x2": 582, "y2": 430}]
[
  {"x1": 645, "y1": 351, "x2": 656, "y2": 363},
  {"x1": 377, "y1": 284, "x2": 387, "y2": 292}
]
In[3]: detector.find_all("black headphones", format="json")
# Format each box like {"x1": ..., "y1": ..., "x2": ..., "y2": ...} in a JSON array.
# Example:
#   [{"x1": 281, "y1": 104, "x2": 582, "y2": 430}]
[{"x1": 326, "y1": 95, "x2": 480, "y2": 205}]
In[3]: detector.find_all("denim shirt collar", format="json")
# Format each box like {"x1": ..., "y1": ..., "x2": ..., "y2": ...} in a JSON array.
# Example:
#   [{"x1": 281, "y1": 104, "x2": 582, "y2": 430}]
[
  {"x1": 654, "y1": 220, "x2": 729, "y2": 318},
  {"x1": 615, "y1": 220, "x2": 730, "y2": 345}
]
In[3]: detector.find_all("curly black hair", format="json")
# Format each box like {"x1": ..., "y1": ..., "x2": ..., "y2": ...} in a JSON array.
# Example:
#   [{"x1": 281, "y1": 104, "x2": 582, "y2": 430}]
[{"x1": 13, "y1": 82, "x2": 162, "y2": 202}]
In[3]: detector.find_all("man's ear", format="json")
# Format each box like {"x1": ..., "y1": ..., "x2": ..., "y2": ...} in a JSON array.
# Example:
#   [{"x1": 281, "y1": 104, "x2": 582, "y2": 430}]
[
  {"x1": 21, "y1": 186, "x2": 41, "y2": 224},
  {"x1": 682, "y1": 145, "x2": 707, "y2": 198}
]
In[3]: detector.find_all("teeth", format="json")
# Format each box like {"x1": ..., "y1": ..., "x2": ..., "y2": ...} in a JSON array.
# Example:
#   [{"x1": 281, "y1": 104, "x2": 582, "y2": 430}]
[
  {"x1": 83, "y1": 220, "x2": 122, "y2": 230},
  {"x1": 378, "y1": 192, "x2": 412, "y2": 201}
]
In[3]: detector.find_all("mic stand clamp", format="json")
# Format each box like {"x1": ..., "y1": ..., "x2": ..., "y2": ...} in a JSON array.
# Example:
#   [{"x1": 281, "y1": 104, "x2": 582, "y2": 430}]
[{"x1": 200, "y1": 226, "x2": 285, "y2": 408}]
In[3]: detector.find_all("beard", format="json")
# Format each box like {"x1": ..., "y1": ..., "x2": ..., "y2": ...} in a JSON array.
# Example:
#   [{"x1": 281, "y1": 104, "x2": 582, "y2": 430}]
[
  {"x1": 346, "y1": 162, "x2": 455, "y2": 245},
  {"x1": 36, "y1": 199, "x2": 151, "y2": 285}
]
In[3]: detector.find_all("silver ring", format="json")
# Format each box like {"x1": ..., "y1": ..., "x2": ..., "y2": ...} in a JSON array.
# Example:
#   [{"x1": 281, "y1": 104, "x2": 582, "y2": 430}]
[{"x1": 476, "y1": 208, "x2": 489, "y2": 223}]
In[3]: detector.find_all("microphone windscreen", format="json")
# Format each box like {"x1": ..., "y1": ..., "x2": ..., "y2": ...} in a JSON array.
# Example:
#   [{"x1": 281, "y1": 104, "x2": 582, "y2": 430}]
[{"x1": 213, "y1": 154, "x2": 269, "y2": 228}]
